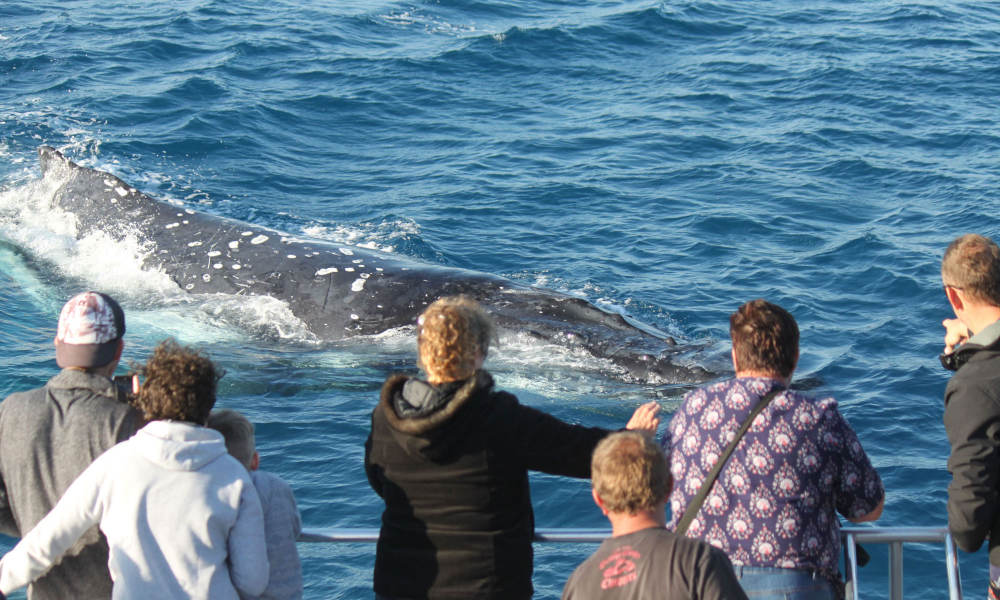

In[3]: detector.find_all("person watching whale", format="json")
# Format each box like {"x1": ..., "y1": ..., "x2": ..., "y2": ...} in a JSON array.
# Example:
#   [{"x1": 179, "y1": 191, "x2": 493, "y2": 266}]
[
  {"x1": 364, "y1": 295, "x2": 661, "y2": 600},
  {"x1": 938, "y1": 234, "x2": 1000, "y2": 598},
  {"x1": 0, "y1": 339, "x2": 268, "y2": 598},
  {"x1": 661, "y1": 299, "x2": 884, "y2": 599},
  {"x1": 0, "y1": 292, "x2": 141, "y2": 599}
]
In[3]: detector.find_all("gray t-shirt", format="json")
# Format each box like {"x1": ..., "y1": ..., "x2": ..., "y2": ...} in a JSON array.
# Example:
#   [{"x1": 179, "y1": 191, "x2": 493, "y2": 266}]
[
  {"x1": 251, "y1": 469, "x2": 303, "y2": 600},
  {"x1": 562, "y1": 527, "x2": 747, "y2": 600}
]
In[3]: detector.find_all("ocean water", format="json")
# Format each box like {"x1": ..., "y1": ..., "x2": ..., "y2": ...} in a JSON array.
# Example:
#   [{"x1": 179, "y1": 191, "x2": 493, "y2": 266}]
[{"x1": 2, "y1": 1, "x2": 999, "y2": 597}]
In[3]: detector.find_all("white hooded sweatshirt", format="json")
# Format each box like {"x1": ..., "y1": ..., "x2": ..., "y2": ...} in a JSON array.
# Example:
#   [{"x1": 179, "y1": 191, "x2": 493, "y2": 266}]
[{"x1": 0, "y1": 420, "x2": 269, "y2": 599}]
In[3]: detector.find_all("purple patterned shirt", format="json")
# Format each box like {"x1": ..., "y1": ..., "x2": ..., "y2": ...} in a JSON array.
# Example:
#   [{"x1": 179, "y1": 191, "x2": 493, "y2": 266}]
[{"x1": 661, "y1": 377, "x2": 884, "y2": 582}]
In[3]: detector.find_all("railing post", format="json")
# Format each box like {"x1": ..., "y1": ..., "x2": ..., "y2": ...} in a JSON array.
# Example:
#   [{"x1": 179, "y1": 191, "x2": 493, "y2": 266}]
[
  {"x1": 944, "y1": 532, "x2": 963, "y2": 600},
  {"x1": 845, "y1": 533, "x2": 859, "y2": 600},
  {"x1": 889, "y1": 541, "x2": 903, "y2": 600}
]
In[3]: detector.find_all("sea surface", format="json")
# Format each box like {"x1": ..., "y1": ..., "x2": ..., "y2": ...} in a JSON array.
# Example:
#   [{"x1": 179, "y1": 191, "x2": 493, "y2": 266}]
[{"x1": 2, "y1": 1, "x2": 999, "y2": 598}]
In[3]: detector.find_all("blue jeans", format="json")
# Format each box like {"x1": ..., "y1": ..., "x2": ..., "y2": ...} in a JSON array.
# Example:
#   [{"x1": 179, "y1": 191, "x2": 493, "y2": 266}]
[{"x1": 733, "y1": 566, "x2": 838, "y2": 600}]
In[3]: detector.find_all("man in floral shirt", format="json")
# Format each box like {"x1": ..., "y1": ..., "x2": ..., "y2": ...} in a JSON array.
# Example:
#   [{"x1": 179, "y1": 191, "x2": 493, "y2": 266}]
[{"x1": 661, "y1": 299, "x2": 884, "y2": 599}]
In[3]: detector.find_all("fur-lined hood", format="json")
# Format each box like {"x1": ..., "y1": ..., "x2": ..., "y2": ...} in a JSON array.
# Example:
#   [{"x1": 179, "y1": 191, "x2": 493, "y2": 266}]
[{"x1": 378, "y1": 370, "x2": 494, "y2": 436}]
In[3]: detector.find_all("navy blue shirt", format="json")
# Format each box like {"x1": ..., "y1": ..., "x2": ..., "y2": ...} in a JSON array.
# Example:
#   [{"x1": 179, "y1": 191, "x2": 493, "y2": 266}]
[{"x1": 661, "y1": 377, "x2": 883, "y2": 582}]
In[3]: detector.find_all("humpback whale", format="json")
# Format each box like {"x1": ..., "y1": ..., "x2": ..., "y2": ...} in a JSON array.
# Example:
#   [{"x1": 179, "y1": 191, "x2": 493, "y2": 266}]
[{"x1": 36, "y1": 146, "x2": 710, "y2": 383}]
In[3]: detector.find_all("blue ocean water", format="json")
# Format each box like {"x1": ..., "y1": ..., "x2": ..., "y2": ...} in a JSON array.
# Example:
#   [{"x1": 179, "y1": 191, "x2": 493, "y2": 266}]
[{"x1": 2, "y1": 0, "x2": 999, "y2": 597}]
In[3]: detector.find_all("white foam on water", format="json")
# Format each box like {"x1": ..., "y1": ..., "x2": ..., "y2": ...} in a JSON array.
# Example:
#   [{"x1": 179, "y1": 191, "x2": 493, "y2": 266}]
[
  {"x1": 0, "y1": 168, "x2": 323, "y2": 346},
  {"x1": 0, "y1": 173, "x2": 181, "y2": 300}
]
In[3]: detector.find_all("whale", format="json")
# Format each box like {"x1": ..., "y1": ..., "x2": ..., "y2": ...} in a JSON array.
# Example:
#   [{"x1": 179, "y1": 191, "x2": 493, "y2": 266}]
[{"x1": 35, "y1": 145, "x2": 711, "y2": 383}]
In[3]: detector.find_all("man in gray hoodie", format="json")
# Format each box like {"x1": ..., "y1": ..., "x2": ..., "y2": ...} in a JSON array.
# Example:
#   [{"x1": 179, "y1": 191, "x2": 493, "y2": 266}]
[{"x1": 0, "y1": 291, "x2": 141, "y2": 599}]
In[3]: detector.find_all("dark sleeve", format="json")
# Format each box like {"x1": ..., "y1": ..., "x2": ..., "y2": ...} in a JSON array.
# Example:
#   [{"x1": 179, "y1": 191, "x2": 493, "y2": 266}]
[
  {"x1": 943, "y1": 379, "x2": 1000, "y2": 553},
  {"x1": 695, "y1": 546, "x2": 749, "y2": 600},
  {"x1": 364, "y1": 411, "x2": 384, "y2": 498},
  {"x1": 502, "y1": 394, "x2": 611, "y2": 478}
]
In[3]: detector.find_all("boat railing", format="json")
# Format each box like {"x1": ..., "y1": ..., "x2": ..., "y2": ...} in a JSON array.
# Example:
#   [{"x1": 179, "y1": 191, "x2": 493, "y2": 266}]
[{"x1": 299, "y1": 525, "x2": 962, "y2": 599}]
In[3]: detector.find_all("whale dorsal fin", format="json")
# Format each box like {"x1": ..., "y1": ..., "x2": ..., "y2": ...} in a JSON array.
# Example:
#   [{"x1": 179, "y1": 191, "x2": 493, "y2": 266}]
[{"x1": 38, "y1": 146, "x2": 73, "y2": 177}]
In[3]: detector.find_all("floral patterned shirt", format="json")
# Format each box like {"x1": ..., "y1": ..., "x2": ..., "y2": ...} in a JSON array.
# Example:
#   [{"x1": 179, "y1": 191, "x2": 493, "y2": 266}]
[{"x1": 661, "y1": 377, "x2": 884, "y2": 583}]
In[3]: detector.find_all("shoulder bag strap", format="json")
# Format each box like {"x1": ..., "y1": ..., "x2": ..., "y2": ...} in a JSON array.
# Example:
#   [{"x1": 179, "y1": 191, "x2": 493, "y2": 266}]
[{"x1": 674, "y1": 387, "x2": 784, "y2": 536}]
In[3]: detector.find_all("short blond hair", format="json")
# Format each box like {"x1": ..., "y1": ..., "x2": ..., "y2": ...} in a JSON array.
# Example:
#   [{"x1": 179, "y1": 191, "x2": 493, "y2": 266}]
[
  {"x1": 207, "y1": 409, "x2": 256, "y2": 470},
  {"x1": 417, "y1": 296, "x2": 495, "y2": 383},
  {"x1": 591, "y1": 431, "x2": 671, "y2": 515}
]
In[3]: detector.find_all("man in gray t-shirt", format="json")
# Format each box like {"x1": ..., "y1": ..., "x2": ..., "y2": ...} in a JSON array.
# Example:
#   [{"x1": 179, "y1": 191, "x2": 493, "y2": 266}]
[
  {"x1": 0, "y1": 292, "x2": 141, "y2": 600},
  {"x1": 562, "y1": 432, "x2": 746, "y2": 600}
]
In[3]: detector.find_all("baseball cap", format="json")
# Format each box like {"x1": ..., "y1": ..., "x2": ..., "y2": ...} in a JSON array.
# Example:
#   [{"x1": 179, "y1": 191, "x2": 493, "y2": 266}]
[{"x1": 55, "y1": 292, "x2": 126, "y2": 369}]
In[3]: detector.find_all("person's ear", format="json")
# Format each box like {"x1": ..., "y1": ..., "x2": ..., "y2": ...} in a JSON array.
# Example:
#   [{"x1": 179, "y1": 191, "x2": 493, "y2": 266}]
[
  {"x1": 250, "y1": 452, "x2": 260, "y2": 471},
  {"x1": 731, "y1": 347, "x2": 740, "y2": 373},
  {"x1": 592, "y1": 488, "x2": 609, "y2": 516},
  {"x1": 946, "y1": 285, "x2": 965, "y2": 314}
]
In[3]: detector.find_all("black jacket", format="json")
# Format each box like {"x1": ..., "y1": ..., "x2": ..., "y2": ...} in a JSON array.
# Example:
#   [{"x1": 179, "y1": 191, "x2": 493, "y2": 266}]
[
  {"x1": 365, "y1": 370, "x2": 611, "y2": 599},
  {"x1": 943, "y1": 326, "x2": 1000, "y2": 565}
]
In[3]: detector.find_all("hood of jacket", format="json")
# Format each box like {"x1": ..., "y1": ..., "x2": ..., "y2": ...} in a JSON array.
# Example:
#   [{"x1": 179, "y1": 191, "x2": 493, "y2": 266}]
[
  {"x1": 133, "y1": 420, "x2": 229, "y2": 471},
  {"x1": 379, "y1": 370, "x2": 493, "y2": 435},
  {"x1": 377, "y1": 370, "x2": 496, "y2": 462}
]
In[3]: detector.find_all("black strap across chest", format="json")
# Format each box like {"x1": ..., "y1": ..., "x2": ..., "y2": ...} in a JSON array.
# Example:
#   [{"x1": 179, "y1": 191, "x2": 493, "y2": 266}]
[{"x1": 674, "y1": 387, "x2": 784, "y2": 536}]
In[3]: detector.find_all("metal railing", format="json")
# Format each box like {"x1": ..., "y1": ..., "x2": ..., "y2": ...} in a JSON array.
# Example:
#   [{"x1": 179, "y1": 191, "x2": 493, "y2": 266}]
[
  {"x1": 299, "y1": 525, "x2": 962, "y2": 599},
  {"x1": 842, "y1": 526, "x2": 961, "y2": 600}
]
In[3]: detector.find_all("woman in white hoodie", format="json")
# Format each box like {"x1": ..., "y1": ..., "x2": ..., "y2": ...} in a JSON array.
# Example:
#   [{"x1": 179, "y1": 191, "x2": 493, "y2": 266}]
[{"x1": 0, "y1": 339, "x2": 269, "y2": 599}]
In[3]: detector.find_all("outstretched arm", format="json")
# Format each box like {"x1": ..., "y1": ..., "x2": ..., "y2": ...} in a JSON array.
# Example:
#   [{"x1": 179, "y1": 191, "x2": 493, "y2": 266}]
[{"x1": 0, "y1": 457, "x2": 106, "y2": 595}]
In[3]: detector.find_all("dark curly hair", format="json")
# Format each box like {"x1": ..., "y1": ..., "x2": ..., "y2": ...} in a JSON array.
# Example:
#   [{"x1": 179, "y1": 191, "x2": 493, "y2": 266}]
[{"x1": 136, "y1": 339, "x2": 224, "y2": 424}]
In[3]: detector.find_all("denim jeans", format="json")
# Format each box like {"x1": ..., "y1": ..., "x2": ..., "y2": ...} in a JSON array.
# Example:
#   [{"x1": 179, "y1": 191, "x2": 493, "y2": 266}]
[{"x1": 733, "y1": 565, "x2": 838, "y2": 600}]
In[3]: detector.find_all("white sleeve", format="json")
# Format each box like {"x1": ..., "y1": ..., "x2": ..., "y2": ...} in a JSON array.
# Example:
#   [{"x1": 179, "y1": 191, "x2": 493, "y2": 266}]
[
  {"x1": 228, "y1": 479, "x2": 269, "y2": 597},
  {"x1": 0, "y1": 455, "x2": 108, "y2": 595}
]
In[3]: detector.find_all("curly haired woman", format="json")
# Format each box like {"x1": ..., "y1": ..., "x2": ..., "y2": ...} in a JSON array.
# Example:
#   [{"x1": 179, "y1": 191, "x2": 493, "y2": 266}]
[{"x1": 365, "y1": 296, "x2": 660, "y2": 600}]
